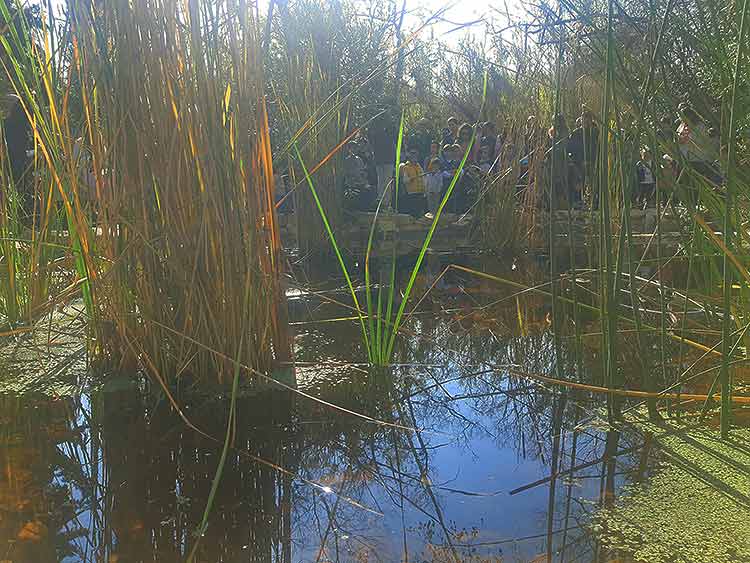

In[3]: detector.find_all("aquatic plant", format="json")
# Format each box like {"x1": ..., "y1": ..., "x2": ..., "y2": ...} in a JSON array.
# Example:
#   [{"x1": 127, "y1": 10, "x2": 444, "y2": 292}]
[
  {"x1": 296, "y1": 73, "x2": 487, "y2": 367},
  {"x1": 0, "y1": 0, "x2": 290, "y2": 381},
  {"x1": 0, "y1": 3, "x2": 93, "y2": 333},
  {"x1": 593, "y1": 417, "x2": 750, "y2": 562},
  {"x1": 81, "y1": 0, "x2": 292, "y2": 378}
]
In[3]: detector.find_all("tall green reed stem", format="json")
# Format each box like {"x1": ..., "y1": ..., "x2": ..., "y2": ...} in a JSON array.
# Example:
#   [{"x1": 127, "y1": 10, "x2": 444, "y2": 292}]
[{"x1": 720, "y1": 0, "x2": 749, "y2": 437}]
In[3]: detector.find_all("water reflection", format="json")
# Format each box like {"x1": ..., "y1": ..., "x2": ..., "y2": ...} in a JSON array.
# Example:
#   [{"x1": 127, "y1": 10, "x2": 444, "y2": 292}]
[
  {"x1": 2, "y1": 255, "x2": 695, "y2": 562},
  {"x1": 1, "y1": 380, "x2": 653, "y2": 561}
]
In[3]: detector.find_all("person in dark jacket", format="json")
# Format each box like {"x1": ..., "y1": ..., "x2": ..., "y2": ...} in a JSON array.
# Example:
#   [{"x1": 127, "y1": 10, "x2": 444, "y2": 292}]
[
  {"x1": 407, "y1": 118, "x2": 432, "y2": 166},
  {"x1": 370, "y1": 109, "x2": 398, "y2": 208},
  {"x1": 446, "y1": 116, "x2": 459, "y2": 142},
  {"x1": 3, "y1": 94, "x2": 33, "y2": 215},
  {"x1": 544, "y1": 114, "x2": 569, "y2": 208},
  {"x1": 568, "y1": 108, "x2": 599, "y2": 207}
]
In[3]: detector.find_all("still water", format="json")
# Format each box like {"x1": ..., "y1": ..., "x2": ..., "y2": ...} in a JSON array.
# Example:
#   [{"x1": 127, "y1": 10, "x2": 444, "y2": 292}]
[{"x1": 1, "y1": 256, "x2": 677, "y2": 562}]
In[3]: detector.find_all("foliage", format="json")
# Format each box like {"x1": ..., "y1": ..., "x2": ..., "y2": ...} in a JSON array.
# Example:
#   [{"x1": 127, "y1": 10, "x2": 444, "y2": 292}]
[{"x1": 268, "y1": 0, "x2": 398, "y2": 253}]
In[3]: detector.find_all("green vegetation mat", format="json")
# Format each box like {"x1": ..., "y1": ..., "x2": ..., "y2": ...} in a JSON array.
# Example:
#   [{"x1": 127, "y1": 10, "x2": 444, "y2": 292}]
[
  {"x1": 0, "y1": 305, "x2": 88, "y2": 397},
  {"x1": 594, "y1": 416, "x2": 750, "y2": 562}
]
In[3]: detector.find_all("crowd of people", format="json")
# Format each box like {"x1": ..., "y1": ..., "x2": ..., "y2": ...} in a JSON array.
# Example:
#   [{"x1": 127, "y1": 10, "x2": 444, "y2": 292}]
[
  {"x1": 4, "y1": 92, "x2": 722, "y2": 224},
  {"x1": 339, "y1": 101, "x2": 724, "y2": 220},
  {"x1": 542, "y1": 103, "x2": 722, "y2": 210},
  {"x1": 342, "y1": 113, "x2": 504, "y2": 219}
]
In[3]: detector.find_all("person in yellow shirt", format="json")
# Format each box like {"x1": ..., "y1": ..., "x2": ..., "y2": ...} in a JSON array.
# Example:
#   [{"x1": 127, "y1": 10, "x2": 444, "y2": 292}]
[{"x1": 398, "y1": 147, "x2": 427, "y2": 217}]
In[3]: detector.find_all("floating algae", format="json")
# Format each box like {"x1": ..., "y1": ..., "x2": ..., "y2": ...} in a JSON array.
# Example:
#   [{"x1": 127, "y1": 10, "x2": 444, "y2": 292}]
[
  {"x1": 0, "y1": 304, "x2": 88, "y2": 397},
  {"x1": 593, "y1": 416, "x2": 750, "y2": 562}
]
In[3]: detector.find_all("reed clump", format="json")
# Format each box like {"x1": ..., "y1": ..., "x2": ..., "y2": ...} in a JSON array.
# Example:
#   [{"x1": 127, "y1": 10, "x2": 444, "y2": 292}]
[
  {"x1": 73, "y1": 0, "x2": 290, "y2": 380},
  {"x1": 0, "y1": 0, "x2": 290, "y2": 383},
  {"x1": 0, "y1": 2, "x2": 93, "y2": 333}
]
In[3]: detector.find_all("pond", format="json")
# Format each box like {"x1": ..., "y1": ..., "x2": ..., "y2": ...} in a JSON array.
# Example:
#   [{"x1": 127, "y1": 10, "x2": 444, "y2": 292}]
[{"x1": 0, "y1": 253, "x2": 746, "y2": 563}]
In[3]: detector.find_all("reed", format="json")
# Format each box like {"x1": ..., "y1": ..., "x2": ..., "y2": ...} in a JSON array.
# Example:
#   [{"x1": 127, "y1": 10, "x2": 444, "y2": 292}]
[
  {"x1": 535, "y1": 0, "x2": 750, "y2": 430},
  {"x1": 0, "y1": 0, "x2": 290, "y2": 383},
  {"x1": 73, "y1": 0, "x2": 290, "y2": 380},
  {"x1": 0, "y1": 2, "x2": 94, "y2": 334}
]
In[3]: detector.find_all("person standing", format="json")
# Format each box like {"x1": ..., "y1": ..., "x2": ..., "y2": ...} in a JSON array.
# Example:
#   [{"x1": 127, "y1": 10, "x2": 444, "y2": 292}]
[
  {"x1": 676, "y1": 107, "x2": 720, "y2": 183},
  {"x1": 370, "y1": 109, "x2": 398, "y2": 208},
  {"x1": 456, "y1": 123, "x2": 475, "y2": 160},
  {"x1": 478, "y1": 143, "x2": 493, "y2": 174},
  {"x1": 446, "y1": 116, "x2": 459, "y2": 143},
  {"x1": 423, "y1": 141, "x2": 440, "y2": 171},
  {"x1": 408, "y1": 118, "x2": 432, "y2": 166},
  {"x1": 424, "y1": 157, "x2": 443, "y2": 216},
  {"x1": 676, "y1": 106, "x2": 722, "y2": 209},
  {"x1": 481, "y1": 121, "x2": 502, "y2": 163},
  {"x1": 568, "y1": 108, "x2": 599, "y2": 207},
  {"x1": 398, "y1": 147, "x2": 426, "y2": 217},
  {"x1": 342, "y1": 141, "x2": 373, "y2": 211},
  {"x1": 635, "y1": 146, "x2": 656, "y2": 208},
  {"x1": 355, "y1": 130, "x2": 377, "y2": 190}
]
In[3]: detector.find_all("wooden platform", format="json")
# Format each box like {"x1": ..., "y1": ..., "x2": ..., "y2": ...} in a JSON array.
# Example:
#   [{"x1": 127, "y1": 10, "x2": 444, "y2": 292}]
[
  {"x1": 281, "y1": 211, "x2": 475, "y2": 257},
  {"x1": 542, "y1": 208, "x2": 692, "y2": 250},
  {"x1": 280, "y1": 207, "x2": 712, "y2": 257}
]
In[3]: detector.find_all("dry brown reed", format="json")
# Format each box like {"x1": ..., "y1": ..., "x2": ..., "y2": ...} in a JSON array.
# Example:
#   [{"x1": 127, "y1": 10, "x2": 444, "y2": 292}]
[{"x1": 63, "y1": 0, "x2": 289, "y2": 381}]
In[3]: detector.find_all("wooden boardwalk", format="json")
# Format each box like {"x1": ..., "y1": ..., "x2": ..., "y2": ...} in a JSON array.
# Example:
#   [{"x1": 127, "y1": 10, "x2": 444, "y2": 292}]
[
  {"x1": 280, "y1": 207, "x2": 708, "y2": 257},
  {"x1": 281, "y1": 211, "x2": 475, "y2": 257},
  {"x1": 541, "y1": 208, "x2": 692, "y2": 250}
]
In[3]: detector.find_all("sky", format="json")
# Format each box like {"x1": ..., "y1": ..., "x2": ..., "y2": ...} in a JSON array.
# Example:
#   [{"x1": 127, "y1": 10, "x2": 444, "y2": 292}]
[
  {"x1": 46, "y1": 1, "x2": 518, "y2": 27},
  {"x1": 405, "y1": 0, "x2": 525, "y2": 42},
  {"x1": 47, "y1": 0, "x2": 525, "y2": 46}
]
